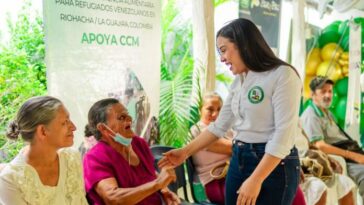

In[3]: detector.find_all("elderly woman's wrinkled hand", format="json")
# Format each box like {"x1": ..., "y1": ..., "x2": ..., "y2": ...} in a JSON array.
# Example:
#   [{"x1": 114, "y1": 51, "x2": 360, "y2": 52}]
[
  {"x1": 156, "y1": 167, "x2": 176, "y2": 190},
  {"x1": 157, "y1": 148, "x2": 187, "y2": 169}
]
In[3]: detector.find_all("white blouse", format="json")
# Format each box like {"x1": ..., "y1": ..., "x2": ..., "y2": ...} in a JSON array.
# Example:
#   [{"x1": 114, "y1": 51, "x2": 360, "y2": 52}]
[
  {"x1": 208, "y1": 66, "x2": 302, "y2": 158},
  {"x1": 0, "y1": 148, "x2": 88, "y2": 205}
]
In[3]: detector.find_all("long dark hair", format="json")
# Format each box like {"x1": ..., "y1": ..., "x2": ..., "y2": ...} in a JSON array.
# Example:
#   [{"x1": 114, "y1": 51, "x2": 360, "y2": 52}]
[{"x1": 217, "y1": 18, "x2": 296, "y2": 73}]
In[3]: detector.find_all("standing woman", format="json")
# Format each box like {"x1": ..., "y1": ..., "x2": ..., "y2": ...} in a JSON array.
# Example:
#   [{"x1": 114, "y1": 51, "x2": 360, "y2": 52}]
[
  {"x1": 158, "y1": 18, "x2": 302, "y2": 205},
  {"x1": 0, "y1": 96, "x2": 88, "y2": 205}
]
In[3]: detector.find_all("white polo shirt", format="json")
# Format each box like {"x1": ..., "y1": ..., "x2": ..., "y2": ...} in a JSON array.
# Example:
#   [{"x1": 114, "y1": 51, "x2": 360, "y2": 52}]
[{"x1": 207, "y1": 65, "x2": 302, "y2": 159}]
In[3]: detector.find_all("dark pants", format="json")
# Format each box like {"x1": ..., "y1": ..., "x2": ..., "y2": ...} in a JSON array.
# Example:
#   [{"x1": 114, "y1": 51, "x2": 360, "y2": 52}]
[{"x1": 225, "y1": 141, "x2": 300, "y2": 205}]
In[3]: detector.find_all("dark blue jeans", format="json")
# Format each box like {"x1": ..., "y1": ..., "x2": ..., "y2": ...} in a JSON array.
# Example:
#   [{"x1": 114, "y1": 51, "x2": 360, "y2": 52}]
[{"x1": 225, "y1": 141, "x2": 300, "y2": 205}]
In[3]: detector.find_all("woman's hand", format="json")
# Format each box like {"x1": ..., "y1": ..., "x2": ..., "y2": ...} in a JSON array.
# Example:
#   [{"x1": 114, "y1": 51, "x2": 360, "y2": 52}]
[
  {"x1": 158, "y1": 148, "x2": 188, "y2": 168},
  {"x1": 236, "y1": 177, "x2": 262, "y2": 205},
  {"x1": 156, "y1": 167, "x2": 177, "y2": 190},
  {"x1": 161, "y1": 188, "x2": 181, "y2": 205}
]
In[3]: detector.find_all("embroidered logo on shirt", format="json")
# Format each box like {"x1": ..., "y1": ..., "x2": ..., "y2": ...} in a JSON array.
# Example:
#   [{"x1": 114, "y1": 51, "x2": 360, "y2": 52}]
[{"x1": 248, "y1": 86, "x2": 264, "y2": 104}]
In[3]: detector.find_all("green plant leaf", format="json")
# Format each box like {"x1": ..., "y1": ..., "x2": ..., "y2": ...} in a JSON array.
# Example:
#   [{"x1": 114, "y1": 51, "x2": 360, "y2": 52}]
[
  {"x1": 0, "y1": 0, "x2": 46, "y2": 163},
  {"x1": 214, "y1": 0, "x2": 230, "y2": 7},
  {"x1": 216, "y1": 72, "x2": 233, "y2": 84}
]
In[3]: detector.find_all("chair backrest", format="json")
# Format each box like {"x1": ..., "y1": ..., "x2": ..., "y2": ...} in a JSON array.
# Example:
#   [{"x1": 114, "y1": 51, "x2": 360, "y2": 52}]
[
  {"x1": 186, "y1": 157, "x2": 200, "y2": 202},
  {"x1": 186, "y1": 157, "x2": 218, "y2": 205},
  {"x1": 150, "y1": 145, "x2": 189, "y2": 201}
]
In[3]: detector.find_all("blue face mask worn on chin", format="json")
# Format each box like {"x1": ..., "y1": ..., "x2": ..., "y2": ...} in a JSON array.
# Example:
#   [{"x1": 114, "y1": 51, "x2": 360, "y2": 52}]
[{"x1": 102, "y1": 123, "x2": 132, "y2": 146}]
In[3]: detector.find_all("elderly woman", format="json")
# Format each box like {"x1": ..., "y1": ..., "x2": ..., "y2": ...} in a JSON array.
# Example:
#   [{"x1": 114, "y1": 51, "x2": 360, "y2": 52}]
[
  {"x1": 83, "y1": 98, "x2": 180, "y2": 205},
  {"x1": 0, "y1": 96, "x2": 87, "y2": 205},
  {"x1": 190, "y1": 92, "x2": 233, "y2": 205}
]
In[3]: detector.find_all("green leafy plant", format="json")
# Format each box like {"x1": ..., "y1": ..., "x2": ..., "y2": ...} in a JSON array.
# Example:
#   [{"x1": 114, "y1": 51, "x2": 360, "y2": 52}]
[
  {"x1": 214, "y1": 0, "x2": 230, "y2": 7},
  {"x1": 158, "y1": 0, "x2": 233, "y2": 147},
  {"x1": 0, "y1": 1, "x2": 46, "y2": 162},
  {"x1": 158, "y1": 0, "x2": 201, "y2": 147}
]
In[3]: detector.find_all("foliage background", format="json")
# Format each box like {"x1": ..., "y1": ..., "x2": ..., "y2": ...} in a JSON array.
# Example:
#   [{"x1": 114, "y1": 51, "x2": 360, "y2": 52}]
[
  {"x1": 158, "y1": 0, "x2": 231, "y2": 148},
  {"x1": 0, "y1": 2, "x2": 46, "y2": 162},
  {"x1": 158, "y1": 0, "x2": 198, "y2": 148},
  {"x1": 0, "y1": 0, "x2": 232, "y2": 162}
]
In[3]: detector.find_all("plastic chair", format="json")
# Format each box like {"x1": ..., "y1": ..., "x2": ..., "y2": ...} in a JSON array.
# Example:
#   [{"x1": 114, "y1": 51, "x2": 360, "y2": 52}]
[{"x1": 186, "y1": 157, "x2": 219, "y2": 205}]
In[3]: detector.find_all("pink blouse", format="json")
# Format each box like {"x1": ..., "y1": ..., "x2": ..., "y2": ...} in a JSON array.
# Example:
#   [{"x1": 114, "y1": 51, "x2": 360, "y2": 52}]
[{"x1": 83, "y1": 136, "x2": 162, "y2": 205}]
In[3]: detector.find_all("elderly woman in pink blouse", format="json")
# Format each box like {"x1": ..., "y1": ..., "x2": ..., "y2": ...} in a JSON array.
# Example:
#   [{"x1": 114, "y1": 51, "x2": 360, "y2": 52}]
[{"x1": 83, "y1": 98, "x2": 180, "y2": 205}]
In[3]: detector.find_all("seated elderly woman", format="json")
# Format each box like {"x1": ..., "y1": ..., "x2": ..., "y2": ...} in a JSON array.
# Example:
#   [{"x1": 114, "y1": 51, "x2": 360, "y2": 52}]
[
  {"x1": 83, "y1": 98, "x2": 180, "y2": 205},
  {"x1": 190, "y1": 92, "x2": 233, "y2": 205},
  {"x1": 0, "y1": 96, "x2": 87, "y2": 205}
]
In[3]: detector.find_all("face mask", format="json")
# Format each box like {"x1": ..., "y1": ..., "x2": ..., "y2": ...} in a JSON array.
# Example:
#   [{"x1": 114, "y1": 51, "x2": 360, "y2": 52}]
[{"x1": 102, "y1": 123, "x2": 132, "y2": 146}]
